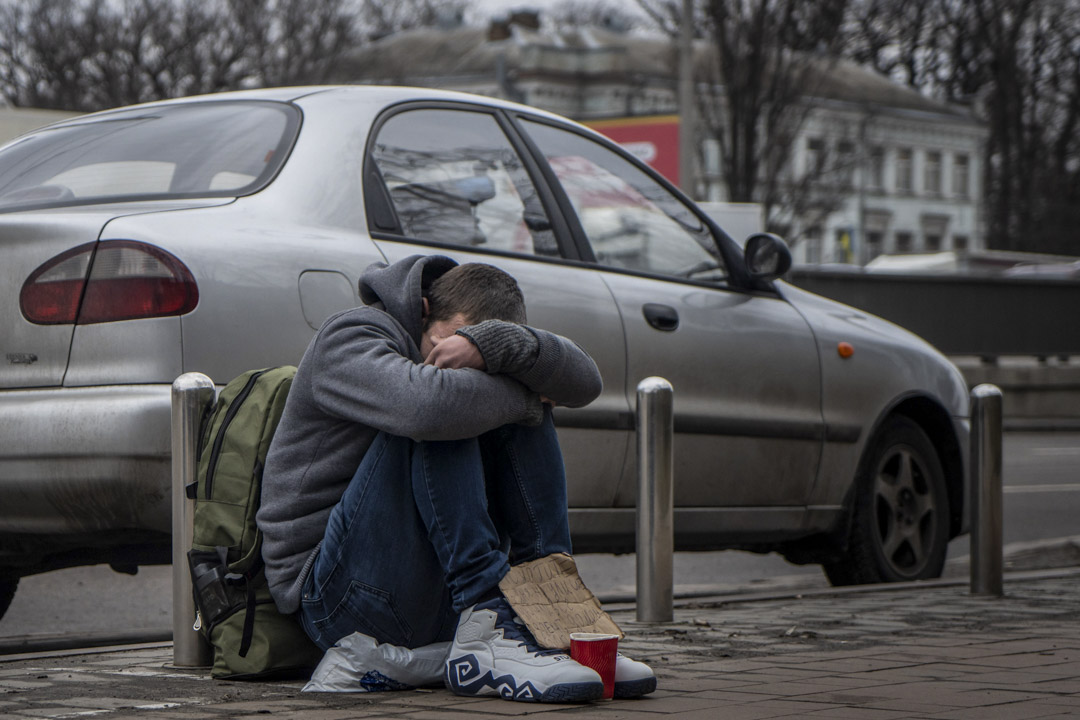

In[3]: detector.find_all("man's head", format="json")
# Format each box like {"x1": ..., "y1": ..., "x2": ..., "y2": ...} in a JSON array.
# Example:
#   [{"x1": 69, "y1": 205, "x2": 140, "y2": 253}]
[{"x1": 420, "y1": 263, "x2": 526, "y2": 359}]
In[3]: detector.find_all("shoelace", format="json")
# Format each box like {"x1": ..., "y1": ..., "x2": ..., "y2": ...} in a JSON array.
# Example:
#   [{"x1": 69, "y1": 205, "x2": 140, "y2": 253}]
[
  {"x1": 488, "y1": 599, "x2": 565, "y2": 657},
  {"x1": 511, "y1": 615, "x2": 565, "y2": 657}
]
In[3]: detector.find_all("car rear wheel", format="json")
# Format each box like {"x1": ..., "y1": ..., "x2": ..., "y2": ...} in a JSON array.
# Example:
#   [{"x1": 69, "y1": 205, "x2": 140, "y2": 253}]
[{"x1": 824, "y1": 416, "x2": 949, "y2": 585}]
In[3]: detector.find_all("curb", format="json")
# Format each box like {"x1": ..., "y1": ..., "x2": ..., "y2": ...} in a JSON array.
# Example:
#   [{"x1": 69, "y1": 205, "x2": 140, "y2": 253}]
[
  {"x1": 596, "y1": 566, "x2": 1080, "y2": 615},
  {"x1": 669, "y1": 566, "x2": 1080, "y2": 610},
  {"x1": 5, "y1": 569, "x2": 1080, "y2": 664},
  {"x1": 1003, "y1": 418, "x2": 1080, "y2": 432}
]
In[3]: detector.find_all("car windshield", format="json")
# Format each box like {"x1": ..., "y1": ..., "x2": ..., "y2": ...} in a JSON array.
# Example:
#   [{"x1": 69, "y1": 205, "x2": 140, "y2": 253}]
[{"x1": 0, "y1": 101, "x2": 299, "y2": 211}]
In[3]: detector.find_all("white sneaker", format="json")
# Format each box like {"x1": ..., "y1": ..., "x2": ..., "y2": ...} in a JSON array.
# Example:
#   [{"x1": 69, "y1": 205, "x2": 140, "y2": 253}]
[
  {"x1": 444, "y1": 597, "x2": 605, "y2": 702},
  {"x1": 614, "y1": 653, "x2": 657, "y2": 698}
]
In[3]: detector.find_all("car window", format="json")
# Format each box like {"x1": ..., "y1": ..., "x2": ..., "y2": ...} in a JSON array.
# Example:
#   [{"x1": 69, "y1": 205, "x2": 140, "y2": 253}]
[
  {"x1": 521, "y1": 119, "x2": 725, "y2": 280},
  {"x1": 370, "y1": 109, "x2": 558, "y2": 257},
  {"x1": 0, "y1": 102, "x2": 297, "y2": 211}
]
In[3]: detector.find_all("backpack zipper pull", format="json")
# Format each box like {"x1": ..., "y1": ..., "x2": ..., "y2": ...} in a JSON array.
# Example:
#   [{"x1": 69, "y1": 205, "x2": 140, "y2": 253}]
[{"x1": 193, "y1": 611, "x2": 203, "y2": 632}]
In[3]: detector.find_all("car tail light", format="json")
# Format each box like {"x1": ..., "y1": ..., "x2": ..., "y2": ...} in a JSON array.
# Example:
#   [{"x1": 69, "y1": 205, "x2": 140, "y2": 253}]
[{"x1": 20, "y1": 240, "x2": 199, "y2": 325}]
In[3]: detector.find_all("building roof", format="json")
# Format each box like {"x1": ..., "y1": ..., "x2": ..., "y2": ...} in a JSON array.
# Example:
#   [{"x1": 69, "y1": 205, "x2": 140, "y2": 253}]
[
  {"x1": 334, "y1": 23, "x2": 673, "y2": 86},
  {"x1": 333, "y1": 18, "x2": 977, "y2": 123}
]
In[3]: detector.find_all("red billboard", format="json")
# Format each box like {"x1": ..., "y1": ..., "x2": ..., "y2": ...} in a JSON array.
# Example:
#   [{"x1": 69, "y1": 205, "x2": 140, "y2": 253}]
[{"x1": 584, "y1": 115, "x2": 681, "y2": 186}]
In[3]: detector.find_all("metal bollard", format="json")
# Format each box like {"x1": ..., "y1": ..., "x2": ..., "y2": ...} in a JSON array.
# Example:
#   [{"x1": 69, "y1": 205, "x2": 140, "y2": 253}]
[
  {"x1": 171, "y1": 372, "x2": 216, "y2": 667},
  {"x1": 636, "y1": 377, "x2": 674, "y2": 623},
  {"x1": 970, "y1": 383, "x2": 1004, "y2": 597}
]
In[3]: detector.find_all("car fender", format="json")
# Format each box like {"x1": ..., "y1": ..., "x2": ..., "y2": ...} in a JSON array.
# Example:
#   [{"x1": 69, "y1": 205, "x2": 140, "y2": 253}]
[{"x1": 774, "y1": 281, "x2": 969, "y2": 529}]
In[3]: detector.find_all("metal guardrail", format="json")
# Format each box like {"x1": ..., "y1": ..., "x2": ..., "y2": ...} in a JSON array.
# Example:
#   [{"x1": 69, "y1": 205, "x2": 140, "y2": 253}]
[
  {"x1": 788, "y1": 268, "x2": 1080, "y2": 358},
  {"x1": 636, "y1": 377, "x2": 674, "y2": 623},
  {"x1": 170, "y1": 373, "x2": 215, "y2": 668},
  {"x1": 970, "y1": 384, "x2": 1004, "y2": 596}
]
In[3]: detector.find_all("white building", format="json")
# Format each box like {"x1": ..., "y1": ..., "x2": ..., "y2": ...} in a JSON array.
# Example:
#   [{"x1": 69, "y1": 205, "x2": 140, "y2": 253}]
[
  {"x1": 335, "y1": 10, "x2": 987, "y2": 265},
  {"x1": 778, "y1": 61, "x2": 986, "y2": 265}
]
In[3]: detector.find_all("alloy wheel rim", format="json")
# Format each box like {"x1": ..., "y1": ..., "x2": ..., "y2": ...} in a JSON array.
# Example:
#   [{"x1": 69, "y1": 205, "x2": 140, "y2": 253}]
[{"x1": 872, "y1": 444, "x2": 939, "y2": 578}]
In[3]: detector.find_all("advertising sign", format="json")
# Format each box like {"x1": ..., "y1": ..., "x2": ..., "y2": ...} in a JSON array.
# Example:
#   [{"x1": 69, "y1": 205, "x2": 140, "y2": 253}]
[{"x1": 584, "y1": 115, "x2": 680, "y2": 186}]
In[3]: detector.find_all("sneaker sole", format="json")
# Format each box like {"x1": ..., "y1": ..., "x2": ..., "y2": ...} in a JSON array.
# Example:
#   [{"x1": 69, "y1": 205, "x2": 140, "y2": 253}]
[
  {"x1": 614, "y1": 676, "x2": 657, "y2": 698},
  {"x1": 445, "y1": 654, "x2": 604, "y2": 703},
  {"x1": 446, "y1": 678, "x2": 604, "y2": 703},
  {"x1": 539, "y1": 681, "x2": 605, "y2": 703}
]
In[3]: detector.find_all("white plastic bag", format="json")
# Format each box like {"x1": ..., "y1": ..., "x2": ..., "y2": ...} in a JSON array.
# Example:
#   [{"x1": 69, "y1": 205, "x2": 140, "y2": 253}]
[{"x1": 302, "y1": 632, "x2": 451, "y2": 693}]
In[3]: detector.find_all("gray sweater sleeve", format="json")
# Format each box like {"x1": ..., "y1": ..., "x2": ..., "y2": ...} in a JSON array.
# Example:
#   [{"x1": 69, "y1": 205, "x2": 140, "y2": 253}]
[
  {"x1": 310, "y1": 311, "x2": 544, "y2": 440},
  {"x1": 456, "y1": 320, "x2": 603, "y2": 408}
]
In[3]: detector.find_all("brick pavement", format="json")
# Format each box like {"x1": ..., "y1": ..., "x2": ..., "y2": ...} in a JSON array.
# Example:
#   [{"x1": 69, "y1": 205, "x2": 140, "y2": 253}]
[{"x1": 0, "y1": 569, "x2": 1077, "y2": 719}]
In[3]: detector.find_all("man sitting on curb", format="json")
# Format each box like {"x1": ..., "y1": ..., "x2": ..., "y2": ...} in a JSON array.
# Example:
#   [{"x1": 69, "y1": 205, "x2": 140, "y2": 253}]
[{"x1": 257, "y1": 254, "x2": 655, "y2": 702}]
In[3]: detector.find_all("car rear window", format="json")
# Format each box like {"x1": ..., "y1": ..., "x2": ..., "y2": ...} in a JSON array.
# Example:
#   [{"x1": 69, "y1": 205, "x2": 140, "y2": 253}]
[{"x1": 0, "y1": 101, "x2": 299, "y2": 211}]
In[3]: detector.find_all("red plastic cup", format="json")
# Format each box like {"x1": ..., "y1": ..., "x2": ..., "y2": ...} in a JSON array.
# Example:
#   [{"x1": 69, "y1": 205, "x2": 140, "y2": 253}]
[{"x1": 569, "y1": 632, "x2": 619, "y2": 699}]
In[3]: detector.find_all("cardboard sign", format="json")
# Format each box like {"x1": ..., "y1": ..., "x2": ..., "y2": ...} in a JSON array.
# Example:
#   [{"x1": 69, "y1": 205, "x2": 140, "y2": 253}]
[{"x1": 498, "y1": 553, "x2": 623, "y2": 650}]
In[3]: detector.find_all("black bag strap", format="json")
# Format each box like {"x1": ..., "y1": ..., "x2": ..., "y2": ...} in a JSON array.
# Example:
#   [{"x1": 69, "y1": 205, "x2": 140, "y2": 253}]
[
  {"x1": 239, "y1": 577, "x2": 256, "y2": 658},
  {"x1": 220, "y1": 546, "x2": 264, "y2": 660}
]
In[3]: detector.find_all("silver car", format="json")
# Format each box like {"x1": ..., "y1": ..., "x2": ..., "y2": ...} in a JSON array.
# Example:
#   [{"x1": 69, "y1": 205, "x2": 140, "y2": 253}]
[{"x1": 0, "y1": 86, "x2": 969, "y2": 617}]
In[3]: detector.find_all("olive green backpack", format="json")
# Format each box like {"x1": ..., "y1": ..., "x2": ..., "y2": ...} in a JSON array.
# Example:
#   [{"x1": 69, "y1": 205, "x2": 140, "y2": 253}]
[{"x1": 187, "y1": 366, "x2": 323, "y2": 679}]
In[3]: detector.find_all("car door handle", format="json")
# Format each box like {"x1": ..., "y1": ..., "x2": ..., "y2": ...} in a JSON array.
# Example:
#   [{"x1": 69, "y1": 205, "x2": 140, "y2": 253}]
[{"x1": 642, "y1": 303, "x2": 679, "y2": 331}]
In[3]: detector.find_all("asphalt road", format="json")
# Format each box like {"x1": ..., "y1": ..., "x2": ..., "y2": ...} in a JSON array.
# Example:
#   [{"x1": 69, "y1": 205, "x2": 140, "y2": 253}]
[{"x1": 0, "y1": 431, "x2": 1076, "y2": 643}]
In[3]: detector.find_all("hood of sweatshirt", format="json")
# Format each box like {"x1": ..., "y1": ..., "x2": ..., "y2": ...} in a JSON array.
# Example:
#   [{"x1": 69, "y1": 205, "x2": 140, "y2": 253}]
[{"x1": 359, "y1": 254, "x2": 458, "y2": 348}]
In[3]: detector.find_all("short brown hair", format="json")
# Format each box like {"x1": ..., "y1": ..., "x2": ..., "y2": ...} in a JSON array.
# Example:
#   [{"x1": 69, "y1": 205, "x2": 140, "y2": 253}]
[{"x1": 425, "y1": 263, "x2": 526, "y2": 327}]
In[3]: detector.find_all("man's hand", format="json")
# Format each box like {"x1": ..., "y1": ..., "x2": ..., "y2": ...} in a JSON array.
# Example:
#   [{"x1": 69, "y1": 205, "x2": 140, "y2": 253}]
[{"x1": 425, "y1": 334, "x2": 487, "y2": 370}]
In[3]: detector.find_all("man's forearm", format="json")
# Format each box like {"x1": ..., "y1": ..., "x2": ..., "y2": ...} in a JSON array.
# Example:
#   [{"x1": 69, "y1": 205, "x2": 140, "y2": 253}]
[{"x1": 457, "y1": 321, "x2": 602, "y2": 408}]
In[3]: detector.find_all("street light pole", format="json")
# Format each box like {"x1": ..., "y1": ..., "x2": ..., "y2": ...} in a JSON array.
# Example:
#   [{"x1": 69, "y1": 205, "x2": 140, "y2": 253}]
[{"x1": 678, "y1": 0, "x2": 696, "y2": 196}]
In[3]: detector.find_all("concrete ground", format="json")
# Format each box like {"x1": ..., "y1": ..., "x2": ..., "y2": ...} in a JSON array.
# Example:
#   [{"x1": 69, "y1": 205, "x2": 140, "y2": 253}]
[{"x1": 0, "y1": 568, "x2": 1078, "y2": 719}]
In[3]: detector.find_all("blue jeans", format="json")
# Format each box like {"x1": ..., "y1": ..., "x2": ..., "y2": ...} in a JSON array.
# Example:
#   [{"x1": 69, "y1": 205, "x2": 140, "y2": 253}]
[{"x1": 298, "y1": 410, "x2": 573, "y2": 651}]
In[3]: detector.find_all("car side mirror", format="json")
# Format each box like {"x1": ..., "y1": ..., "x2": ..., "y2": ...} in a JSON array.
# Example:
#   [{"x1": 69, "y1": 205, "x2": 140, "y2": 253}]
[{"x1": 744, "y1": 233, "x2": 792, "y2": 282}]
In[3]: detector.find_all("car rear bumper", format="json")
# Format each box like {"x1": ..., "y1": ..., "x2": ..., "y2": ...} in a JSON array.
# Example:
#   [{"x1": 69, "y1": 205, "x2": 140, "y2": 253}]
[{"x1": 0, "y1": 385, "x2": 172, "y2": 536}]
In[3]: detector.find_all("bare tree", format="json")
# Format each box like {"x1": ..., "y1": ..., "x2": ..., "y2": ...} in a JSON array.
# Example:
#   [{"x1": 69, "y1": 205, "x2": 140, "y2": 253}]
[
  {"x1": 636, "y1": 1, "x2": 850, "y2": 243},
  {"x1": 845, "y1": 0, "x2": 1080, "y2": 255},
  {"x1": 226, "y1": 0, "x2": 359, "y2": 87},
  {"x1": 0, "y1": 0, "x2": 102, "y2": 110},
  {"x1": 548, "y1": 0, "x2": 642, "y2": 33},
  {"x1": 360, "y1": 0, "x2": 468, "y2": 40},
  {"x1": 0, "y1": 0, "x2": 360, "y2": 112},
  {"x1": 844, "y1": 0, "x2": 947, "y2": 91},
  {"x1": 953, "y1": 0, "x2": 1080, "y2": 254}
]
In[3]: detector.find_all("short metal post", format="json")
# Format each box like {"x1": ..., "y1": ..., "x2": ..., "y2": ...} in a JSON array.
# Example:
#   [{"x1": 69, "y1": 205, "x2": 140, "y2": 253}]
[
  {"x1": 171, "y1": 372, "x2": 216, "y2": 667},
  {"x1": 970, "y1": 383, "x2": 1004, "y2": 597},
  {"x1": 636, "y1": 377, "x2": 674, "y2": 622}
]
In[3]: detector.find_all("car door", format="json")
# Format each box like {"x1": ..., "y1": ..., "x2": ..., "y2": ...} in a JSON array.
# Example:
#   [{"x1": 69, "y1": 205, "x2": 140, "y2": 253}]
[
  {"x1": 516, "y1": 117, "x2": 824, "y2": 518},
  {"x1": 362, "y1": 103, "x2": 630, "y2": 511}
]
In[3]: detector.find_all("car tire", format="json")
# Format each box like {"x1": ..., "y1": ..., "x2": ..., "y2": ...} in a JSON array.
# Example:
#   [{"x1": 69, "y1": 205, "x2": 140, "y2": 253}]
[
  {"x1": 0, "y1": 575, "x2": 18, "y2": 620},
  {"x1": 824, "y1": 415, "x2": 950, "y2": 586}
]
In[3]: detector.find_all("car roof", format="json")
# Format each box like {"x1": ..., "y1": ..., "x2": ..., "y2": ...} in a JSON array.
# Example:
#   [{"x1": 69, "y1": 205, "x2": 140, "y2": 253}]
[{"x1": 35, "y1": 85, "x2": 581, "y2": 132}]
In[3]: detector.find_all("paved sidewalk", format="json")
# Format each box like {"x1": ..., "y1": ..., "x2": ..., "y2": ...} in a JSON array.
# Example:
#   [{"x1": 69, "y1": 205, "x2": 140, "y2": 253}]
[{"x1": 0, "y1": 569, "x2": 1078, "y2": 719}]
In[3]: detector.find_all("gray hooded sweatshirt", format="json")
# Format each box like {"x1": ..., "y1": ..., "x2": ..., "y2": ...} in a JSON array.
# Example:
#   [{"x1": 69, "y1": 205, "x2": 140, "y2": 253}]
[{"x1": 257, "y1": 254, "x2": 603, "y2": 614}]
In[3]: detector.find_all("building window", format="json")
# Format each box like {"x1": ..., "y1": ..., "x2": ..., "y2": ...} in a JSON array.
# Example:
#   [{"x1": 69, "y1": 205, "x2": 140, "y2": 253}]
[
  {"x1": 837, "y1": 140, "x2": 855, "y2": 187},
  {"x1": 924, "y1": 151, "x2": 942, "y2": 194},
  {"x1": 806, "y1": 137, "x2": 825, "y2": 175},
  {"x1": 868, "y1": 146, "x2": 885, "y2": 192},
  {"x1": 896, "y1": 148, "x2": 913, "y2": 193},
  {"x1": 867, "y1": 231, "x2": 884, "y2": 260},
  {"x1": 703, "y1": 138, "x2": 721, "y2": 176},
  {"x1": 953, "y1": 234, "x2": 969, "y2": 251},
  {"x1": 805, "y1": 226, "x2": 823, "y2": 264},
  {"x1": 953, "y1": 154, "x2": 970, "y2": 197},
  {"x1": 895, "y1": 231, "x2": 913, "y2": 253},
  {"x1": 925, "y1": 233, "x2": 942, "y2": 252}
]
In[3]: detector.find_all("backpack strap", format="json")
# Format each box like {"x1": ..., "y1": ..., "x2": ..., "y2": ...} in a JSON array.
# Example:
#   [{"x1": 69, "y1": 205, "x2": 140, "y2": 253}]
[
  {"x1": 240, "y1": 575, "x2": 257, "y2": 658},
  {"x1": 221, "y1": 545, "x2": 265, "y2": 660}
]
